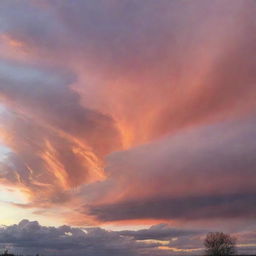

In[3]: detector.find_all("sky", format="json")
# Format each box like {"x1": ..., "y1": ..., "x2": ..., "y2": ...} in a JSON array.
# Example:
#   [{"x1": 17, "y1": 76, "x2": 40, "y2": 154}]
[{"x1": 0, "y1": 0, "x2": 256, "y2": 255}]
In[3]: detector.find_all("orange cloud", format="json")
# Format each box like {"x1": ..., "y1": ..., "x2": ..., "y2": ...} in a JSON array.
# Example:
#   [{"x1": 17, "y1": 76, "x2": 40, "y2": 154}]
[{"x1": 0, "y1": 0, "x2": 256, "y2": 230}]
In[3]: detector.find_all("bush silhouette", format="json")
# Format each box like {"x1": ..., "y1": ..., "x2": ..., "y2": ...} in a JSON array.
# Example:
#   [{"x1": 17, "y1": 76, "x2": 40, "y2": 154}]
[{"x1": 204, "y1": 232, "x2": 236, "y2": 256}]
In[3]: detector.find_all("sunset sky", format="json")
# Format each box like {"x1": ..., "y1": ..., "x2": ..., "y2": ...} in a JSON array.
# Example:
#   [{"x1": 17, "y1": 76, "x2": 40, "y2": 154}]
[{"x1": 0, "y1": 0, "x2": 256, "y2": 255}]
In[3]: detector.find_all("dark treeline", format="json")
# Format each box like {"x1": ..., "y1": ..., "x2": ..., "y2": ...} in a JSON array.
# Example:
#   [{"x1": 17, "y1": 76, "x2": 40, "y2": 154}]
[
  {"x1": 0, "y1": 254, "x2": 41, "y2": 256},
  {"x1": 0, "y1": 251, "x2": 40, "y2": 256}
]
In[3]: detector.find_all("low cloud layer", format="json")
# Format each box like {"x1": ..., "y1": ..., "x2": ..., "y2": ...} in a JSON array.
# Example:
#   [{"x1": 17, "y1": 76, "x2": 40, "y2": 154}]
[
  {"x1": 0, "y1": 220, "x2": 255, "y2": 256},
  {"x1": 0, "y1": 220, "x2": 138, "y2": 256},
  {"x1": 119, "y1": 224, "x2": 201, "y2": 240},
  {"x1": 0, "y1": 220, "x2": 205, "y2": 256}
]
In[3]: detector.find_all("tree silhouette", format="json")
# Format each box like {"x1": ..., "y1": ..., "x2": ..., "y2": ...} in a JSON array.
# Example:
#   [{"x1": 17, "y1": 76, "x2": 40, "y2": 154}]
[{"x1": 204, "y1": 232, "x2": 236, "y2": 256}]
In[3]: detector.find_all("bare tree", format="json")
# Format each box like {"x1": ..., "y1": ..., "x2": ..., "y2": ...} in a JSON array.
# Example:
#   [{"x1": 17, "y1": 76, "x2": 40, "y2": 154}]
[{"x1": 204, "y1": 232, "x2": 236, "y2": 256}]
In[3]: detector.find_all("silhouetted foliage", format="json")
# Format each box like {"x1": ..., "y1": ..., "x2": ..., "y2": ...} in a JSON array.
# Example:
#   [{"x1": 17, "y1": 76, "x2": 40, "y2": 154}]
[
  {"x1": 204, "y1": 232, "x2": 236, "y2": 256},
  {"x1": 0, "y1": 249, "x2": 14, "y2": 256}
]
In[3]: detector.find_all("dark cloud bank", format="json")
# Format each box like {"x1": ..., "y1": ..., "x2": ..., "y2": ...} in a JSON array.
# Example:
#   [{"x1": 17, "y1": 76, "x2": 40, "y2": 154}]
[
  {"x1": 0, "y1": 220, "x2": 203, "y2": 256},
  {"x1": 89, "y1": 193, "x2": 256, "y2": 222},
  {"x1": 0, "y1": 220, "x2": 255, "y2": 256}
]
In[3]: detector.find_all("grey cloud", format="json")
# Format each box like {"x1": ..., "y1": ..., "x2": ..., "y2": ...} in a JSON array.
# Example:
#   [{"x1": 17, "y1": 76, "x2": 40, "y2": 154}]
[
  {"x1": 1, "y1": 0, "x2": 256, "y2": 239},
  {"x1": 0, "y1": 220, "x2": 253, "y2": 256},
  {"x1": 119, "y1": 224, "x2": 202, "y2": 240},
  {"x1": 0, "y1": 220, "x2": 205, "y2": 256},
  {"x1": 88, "y1": 193, "x2": 256, "y2": 222},
  {"x1": 0, "y1": 220, "x2": 138, "y2": 256}
]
